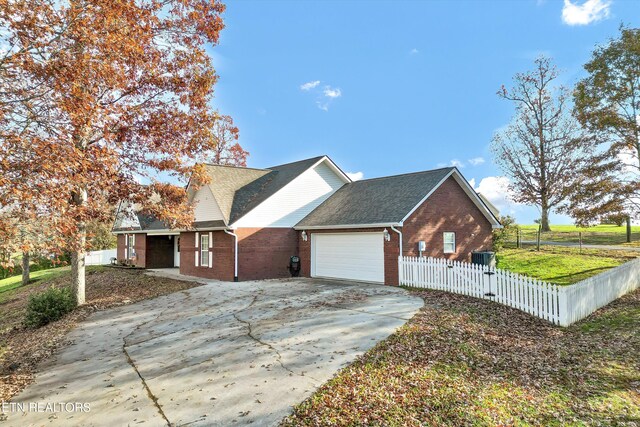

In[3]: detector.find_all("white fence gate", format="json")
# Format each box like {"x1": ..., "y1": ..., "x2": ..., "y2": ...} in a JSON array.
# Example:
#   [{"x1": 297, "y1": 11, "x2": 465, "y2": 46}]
[
  {"x1": 85, "y1": 249, "x2": 117, "y2": 266},
  {"x1": 399, "y1": 256, "x2": 640, "y2": 326}
]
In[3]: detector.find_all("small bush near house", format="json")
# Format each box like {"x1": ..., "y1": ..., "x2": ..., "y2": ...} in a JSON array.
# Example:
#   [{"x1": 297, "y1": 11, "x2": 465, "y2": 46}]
[
  {"x1": 24, "y1": 287, "x2": 77, "y2": 328},
  {"x1": 492, "y1": 214, "x2": 517, "y2": 250}
]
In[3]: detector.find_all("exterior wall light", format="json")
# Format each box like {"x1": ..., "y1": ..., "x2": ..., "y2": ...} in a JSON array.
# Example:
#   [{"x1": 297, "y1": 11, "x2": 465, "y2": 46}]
[
  {"x1": 301, "y1": 230, "x2": 308, "y2": 241},
  {"x1": 383, "y1": 228, "x2": 391, "y2": 241}
]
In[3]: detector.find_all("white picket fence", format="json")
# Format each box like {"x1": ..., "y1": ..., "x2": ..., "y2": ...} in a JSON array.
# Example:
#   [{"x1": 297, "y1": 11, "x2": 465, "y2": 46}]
[
  {"x1": 85, "y1": 249, "x2": 117, "y2": 266},
  {"x1": 399, "y1": 256, "x2": 640, "y2": 326},
  {"x1": 557, "y1": 257, "x2": 640, "y2": 325}
]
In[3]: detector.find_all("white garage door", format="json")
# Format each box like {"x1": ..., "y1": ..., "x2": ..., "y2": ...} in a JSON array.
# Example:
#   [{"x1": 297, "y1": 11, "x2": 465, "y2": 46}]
[{"x1": 312, "y1": 232, "x2": 384, "y2": 283}]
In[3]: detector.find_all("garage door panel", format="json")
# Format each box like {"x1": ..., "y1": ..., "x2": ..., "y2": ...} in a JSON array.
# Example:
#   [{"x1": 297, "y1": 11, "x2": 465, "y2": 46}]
[{"x1": 312, "y1": 233, "x2": 384, "y2": 283}]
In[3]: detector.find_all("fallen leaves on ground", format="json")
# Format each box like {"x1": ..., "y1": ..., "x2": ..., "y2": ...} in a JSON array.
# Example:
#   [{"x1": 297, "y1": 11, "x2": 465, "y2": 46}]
[
  {"x1": 284, "y1": 289, "x2": 640, "y2": 426},
  {"x1": 0, "y1": 267, "x2": 201, "y2": 401}
]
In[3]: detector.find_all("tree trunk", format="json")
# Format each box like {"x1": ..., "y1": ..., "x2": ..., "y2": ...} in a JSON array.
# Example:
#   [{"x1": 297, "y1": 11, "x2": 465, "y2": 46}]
[
  {"x1": 71, "y1": 186, "x2": 88, "y2": 305},
  {"x1": 627, "y1": 215, "x2": 632, "y2": 243},
  {"x1": 21, "y1": 252, "x2": 30, "y2": 286},
  {"x1": 540, "y1": 207, "x2": 551, "y2": 232}
]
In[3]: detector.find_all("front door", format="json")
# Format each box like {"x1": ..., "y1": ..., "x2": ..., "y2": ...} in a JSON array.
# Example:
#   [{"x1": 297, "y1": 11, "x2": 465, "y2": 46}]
[{"x1": 174, "y1": 237, "x2": 181, "y2": 267}]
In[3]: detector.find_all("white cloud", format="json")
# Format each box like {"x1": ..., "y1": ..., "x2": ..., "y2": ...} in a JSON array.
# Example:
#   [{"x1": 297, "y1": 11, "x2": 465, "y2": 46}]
[
  {"x1": 468, "y1": 178, "x2": 476, "y2": 188},
  {"x1": 468, "y1": 157, "x2": 485, "y2": 166},
  {"x1": 323, "y1": 86, "x2": 342, "y2": 98},
  {"x1": 473, "y1": 176, "x2": 522, "y2": 215},
  {"x1": 300, "y1": 80, "x2": 320, "y2": 91},
  {"x1": 449, "y1": 159, "x2": 465, "y2": 168},
  {"x1": 409, "y1": 48, "x2": 419, "y2": 55},
  {"x1": 562, "y1": 0, "x2": 611, "y2": 26},
  {"x1": 301, "y1": 82, "x2": 342, "y2": 111},
  {"x1": 346, "y1": 171, "x2": 364, "y2": 181},
  {"x1": 316, "y1": 101, "x2": 329, "y2": 111}
]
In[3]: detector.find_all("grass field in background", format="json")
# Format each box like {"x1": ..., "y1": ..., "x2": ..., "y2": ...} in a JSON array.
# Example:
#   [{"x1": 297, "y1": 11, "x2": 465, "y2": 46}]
[
  {"x1": 516, "y1": 224, "x2": 640, "y2": 245},
  {"x1": 496, "y1": 246, "x2": 635, "y2": 285},
  {"x1": 0, "y1": 267, "x2": 71, "y2": 302}
]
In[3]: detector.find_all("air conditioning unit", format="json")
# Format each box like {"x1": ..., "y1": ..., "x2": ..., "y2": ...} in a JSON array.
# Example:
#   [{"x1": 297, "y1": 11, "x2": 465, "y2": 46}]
[{"x1": 471, "y1": 251, "x2": 495, "y2": 268}]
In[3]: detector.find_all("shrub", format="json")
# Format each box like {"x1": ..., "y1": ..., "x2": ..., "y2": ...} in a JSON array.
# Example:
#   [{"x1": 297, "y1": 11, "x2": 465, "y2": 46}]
[
  {"x1": 24, "y1": 286, "x2": 77, "y2": 328},
  {"x1": 493, "y1": 215, "x2": 518, "y2": 250}
]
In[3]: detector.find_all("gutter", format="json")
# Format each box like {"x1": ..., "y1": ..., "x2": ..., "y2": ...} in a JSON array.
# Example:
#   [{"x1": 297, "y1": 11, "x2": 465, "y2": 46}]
[
  {"x1": 224, "y1": 229, "x2": 239, "y2": 282},
  {"x1": 294, "y1": 223, "x2": 399, "y2": 231}
]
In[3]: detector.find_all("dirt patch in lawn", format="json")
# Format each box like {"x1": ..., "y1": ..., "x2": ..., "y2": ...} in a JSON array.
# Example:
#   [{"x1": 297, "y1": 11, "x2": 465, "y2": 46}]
[
  {"x1": 0, "y1": 267, "x2": 202, "y2": 401},
  {"x1": 284, "y1": 289, "x2": 640, "y2": 426}
]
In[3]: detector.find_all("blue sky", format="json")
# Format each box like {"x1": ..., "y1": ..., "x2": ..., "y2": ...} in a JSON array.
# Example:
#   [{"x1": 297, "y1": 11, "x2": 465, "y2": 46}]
[{"x1": 208, "y1": 0, "x2": 640, "y2": 225}]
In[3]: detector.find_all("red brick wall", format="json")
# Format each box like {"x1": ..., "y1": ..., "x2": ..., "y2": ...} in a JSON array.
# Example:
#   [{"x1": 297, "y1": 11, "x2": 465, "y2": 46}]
[
  {"x1": 179, "y1": 231, "x2": 235, "y2": 281},
  {"x1": 298, "y1": 228, "x2": 401, "y2": 286},
  {"x1": 116, "y1": 234, "x2": 126, "y2": 261},
  {"x1": 132, "y1": 233, "x2": 146, "y2": 268},
  {"x1": 402, "y1": 176, "x2": 493, "y2": 262},
  {"x1": 236, "y1": 228, "x2": 298, "y2": 281},
  {"x1": 116, "y1": 233, "x2": 146, "y2": 266}
]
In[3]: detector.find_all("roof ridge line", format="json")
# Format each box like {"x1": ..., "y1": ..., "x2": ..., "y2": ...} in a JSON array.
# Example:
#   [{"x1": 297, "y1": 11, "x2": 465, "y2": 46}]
[
  {"x1": 203, "y1": 163, "x2": 270, "y2": 172},
  {"x1": 350, "y1": 167, "x2": 454, "y2": 183},
  {"x1": 267, "y1": 155, "x2": 326, "y2": 170}
]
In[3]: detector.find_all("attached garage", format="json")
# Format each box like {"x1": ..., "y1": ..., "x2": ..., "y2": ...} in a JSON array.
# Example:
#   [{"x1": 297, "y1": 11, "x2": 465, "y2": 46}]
[{"x1": 311, "y1": 232, "x2": 384, "y2": 283}]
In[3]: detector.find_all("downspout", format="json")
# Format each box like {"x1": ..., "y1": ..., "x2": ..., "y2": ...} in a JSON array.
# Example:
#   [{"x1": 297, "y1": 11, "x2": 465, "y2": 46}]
[
  {"x1": 390, "y1": 225, "x2": 402, "y2": 256},
  {"x1": 224, "y1": 229, "x2": 239, "y2": 282},
  {"x1": 390, "y1": 225, "x2": 403, "y2": 286}
]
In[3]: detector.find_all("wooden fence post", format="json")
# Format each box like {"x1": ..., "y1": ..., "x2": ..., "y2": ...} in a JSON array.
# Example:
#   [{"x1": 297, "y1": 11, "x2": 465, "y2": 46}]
[{"x1": 579, "y1": 232, "x2": 582, "y2": 253}]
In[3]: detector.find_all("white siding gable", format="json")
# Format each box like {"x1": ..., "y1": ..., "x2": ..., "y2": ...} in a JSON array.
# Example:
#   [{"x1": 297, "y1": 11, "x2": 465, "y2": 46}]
[
  {"x1": 232, "y1": 160, "x2": 346, "y2": 228},
  {"x1": 113, "y1": 201, "x2": 140, "y2": 229},
  {"x1": 192, "y1": 185, "x2": 225, "y2": 223}
]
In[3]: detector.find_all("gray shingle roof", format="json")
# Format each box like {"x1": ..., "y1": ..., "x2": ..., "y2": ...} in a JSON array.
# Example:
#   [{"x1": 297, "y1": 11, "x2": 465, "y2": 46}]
[
  {"x1": 112, "y1": 212, "x2": 169, "y2": 232},
  {"x1": 228, "y1": 156, "x2": 325, "y2": 224},
  {"x1": 202, "y1": 156, "x2": 327, "y2": 225},
  {"x1": 114, "y1": 156, "x2": 327, "y2": 233},
  {"x1": 296, "y1": 167, "x2": 454, "y2": 227}
]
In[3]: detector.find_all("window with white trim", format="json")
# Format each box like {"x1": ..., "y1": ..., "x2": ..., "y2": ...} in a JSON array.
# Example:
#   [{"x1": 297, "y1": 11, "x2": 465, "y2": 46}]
[
  {"x1": 443, "y1": 232, "x2": 456, "y2": 254},
  {"x1": 200, "y1": 234, "x2": 209, "y2": 267},
  {"x1": 127, "y1": 234, "x2": 135, "y2": 259}
]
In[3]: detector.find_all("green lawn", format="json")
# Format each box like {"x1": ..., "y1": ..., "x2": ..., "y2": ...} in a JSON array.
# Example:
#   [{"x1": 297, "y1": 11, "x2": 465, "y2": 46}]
[
  {"x1": 496, "y1": 246, "x2": 636, "y2": 285},
  {"x1": 0, "y1": 266, "x2": 71, "y2": 302},
  {"x1": 518, "y1": 224, "x2": 640, "y2": 245},
  {"x1": 285, "y1": 288, "x2": 640, "y2": 426}
]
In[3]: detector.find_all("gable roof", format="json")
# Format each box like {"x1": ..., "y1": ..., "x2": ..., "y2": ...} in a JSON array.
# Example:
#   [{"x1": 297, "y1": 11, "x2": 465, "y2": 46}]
[
  {"x1": 199, "y1": 156, "x2": 329, "y2": 225},
  {"x1": 296, "y1": 167, "x2": 454, "y2": 227},
  {"x1": 295, "y1": 167, "x2": 501, "y2": 229},
  {"x1": 227, "y1": 156, "x2": 327, "y2": 224}
]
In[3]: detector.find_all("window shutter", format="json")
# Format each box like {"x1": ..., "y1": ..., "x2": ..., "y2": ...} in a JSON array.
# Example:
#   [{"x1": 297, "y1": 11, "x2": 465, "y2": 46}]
[
  {"x1": 195, "y1": 232, "x2": 199, "y2": 266},
  {"x1": 208, "y1": 232, "x2": 213, "y2": 268},
  {"x1": 125, "y1": 235, "x2": 128, "y2": 258}
]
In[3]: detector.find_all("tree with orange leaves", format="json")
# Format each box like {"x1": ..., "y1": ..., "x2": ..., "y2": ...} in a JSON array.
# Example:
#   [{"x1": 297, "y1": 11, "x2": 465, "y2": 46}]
[
  {"x1": 208, "y1": 113, "x2": 248, "y2": 167},
  {"x1": 0, "y1": 0, "x2": 230, "y2": 304}
]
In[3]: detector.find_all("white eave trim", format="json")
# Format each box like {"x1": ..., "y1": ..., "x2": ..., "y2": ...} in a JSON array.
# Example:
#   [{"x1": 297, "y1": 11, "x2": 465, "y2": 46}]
[
  {"x1": 294, "y1": 223, "x2": 400, "y2": 230},
  {"x1": 112, "y1": 229, "x2": 180, "y2": 235}
]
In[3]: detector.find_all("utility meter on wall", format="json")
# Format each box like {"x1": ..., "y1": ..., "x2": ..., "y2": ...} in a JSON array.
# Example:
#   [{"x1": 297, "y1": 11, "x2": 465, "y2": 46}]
[{"x1": 418, "y1": 241, "x2": 426, "y2": 252}]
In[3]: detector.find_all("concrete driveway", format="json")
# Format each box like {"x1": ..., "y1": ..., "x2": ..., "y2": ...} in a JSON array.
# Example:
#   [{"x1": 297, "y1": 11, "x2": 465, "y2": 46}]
[{"x1": 4, "y1": 273, "x2": 423, "y2": 426}]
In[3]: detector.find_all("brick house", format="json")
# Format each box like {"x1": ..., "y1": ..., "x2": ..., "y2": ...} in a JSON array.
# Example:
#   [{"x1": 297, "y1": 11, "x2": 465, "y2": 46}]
[{"x1": 113, "y1": 155, "x2": 501, "y2": 285}]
